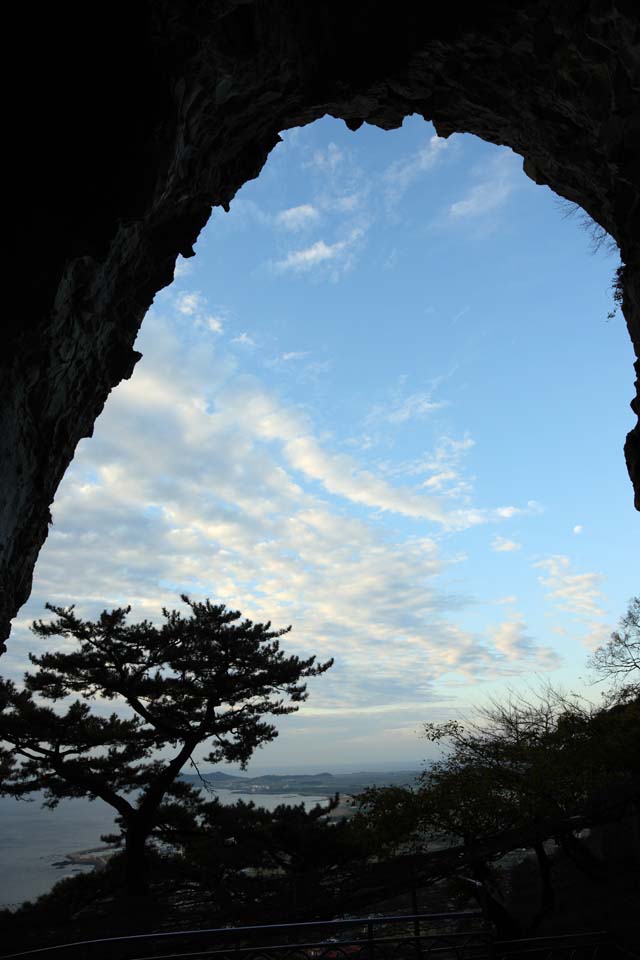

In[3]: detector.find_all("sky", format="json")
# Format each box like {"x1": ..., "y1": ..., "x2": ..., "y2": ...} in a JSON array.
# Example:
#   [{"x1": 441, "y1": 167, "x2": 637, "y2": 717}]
[{"x1": 7, "y1": 114, "x2": 638, "y2": 770}]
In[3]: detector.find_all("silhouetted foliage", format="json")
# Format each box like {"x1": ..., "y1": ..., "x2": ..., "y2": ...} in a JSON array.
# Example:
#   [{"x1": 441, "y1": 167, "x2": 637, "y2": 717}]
[
  {"x1": 557, "y1": 199, "x2": 618, "y2": 256},
  {"x1": 607, "y1": 263, "x2": 625, "y2": 320},
  {"x1": 143, "y1": 792, "x2": 375, "y2": 920},
  {"x1": 589, "y1": 596, "x2": 640, "y2": 701},
  {"x1": 0, "y1": 597, "x2": 332, "y2": 896},
  {"x1": 556, "y1": 199, "x2": 623, "y2": 321},
  {"x1": 356, "y1": 672, "x2": 639, "y2": 932}
]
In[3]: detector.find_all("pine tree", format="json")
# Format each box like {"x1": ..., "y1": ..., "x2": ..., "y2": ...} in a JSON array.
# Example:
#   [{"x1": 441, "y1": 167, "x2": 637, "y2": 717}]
[{"x1": 0, "y1": 596, "x2": 332, "y2": 896}]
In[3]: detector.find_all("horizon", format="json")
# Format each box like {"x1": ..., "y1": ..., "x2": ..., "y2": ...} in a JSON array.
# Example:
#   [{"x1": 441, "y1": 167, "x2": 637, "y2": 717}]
[{"x1": 188, "y1": 761, "x2": 425, "y2": 776}]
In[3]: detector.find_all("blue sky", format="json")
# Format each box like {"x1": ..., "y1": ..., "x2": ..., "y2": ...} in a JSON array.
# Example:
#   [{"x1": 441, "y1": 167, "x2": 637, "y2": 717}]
[{"x1": 9, "y1": 115, "x2": 638, "y2": 769}]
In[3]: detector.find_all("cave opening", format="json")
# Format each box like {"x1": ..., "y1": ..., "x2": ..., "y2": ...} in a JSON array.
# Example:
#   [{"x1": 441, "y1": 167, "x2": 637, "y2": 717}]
[
  {"x1": 7, "y1": 116, "x2": 636, "y2": 774},
  {"x1": 5, "y1": 4, "x2": 639, "y2": 659}
]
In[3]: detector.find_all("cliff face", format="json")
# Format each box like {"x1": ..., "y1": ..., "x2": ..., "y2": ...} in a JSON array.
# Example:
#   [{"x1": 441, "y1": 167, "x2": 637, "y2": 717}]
[{"x1": 3, "y1": 0, "x2": 639, "y2": 649}]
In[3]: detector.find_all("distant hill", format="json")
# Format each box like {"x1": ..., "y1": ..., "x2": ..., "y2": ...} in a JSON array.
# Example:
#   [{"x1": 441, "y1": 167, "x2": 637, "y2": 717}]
[{"x1": 181, "y1": 769, "x2": 419, "y2": 796}]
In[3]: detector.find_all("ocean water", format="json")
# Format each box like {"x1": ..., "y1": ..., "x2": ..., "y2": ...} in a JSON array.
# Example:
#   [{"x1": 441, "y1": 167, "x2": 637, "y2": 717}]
[{"x1": 0, "y1": 789, "x2": 328, "y2": 909}]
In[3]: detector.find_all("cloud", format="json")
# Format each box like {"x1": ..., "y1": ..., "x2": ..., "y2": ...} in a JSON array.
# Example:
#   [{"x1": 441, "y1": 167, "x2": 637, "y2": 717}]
[
  {"x1": 448, "y1": 150, "x2": 518, "y2": 220},
  {"x1": 392, "y1": 435, "x2": 477, "y2": 504},
  {"x1": 275, "y1": 204, "x2": 320, "y2": 231},
  {"x1": 495, "y1": 595, "x2": 518, "y2": 605},
  {"x1": 217, "y1": 386, "x2": 451, "y2": 523},
  {"x1": 10, "y1": 304, "x2": 558, "y2": 725},
  {"x1": 384, "y1": 393, "x2": 446, "y2": 424},
  {"x1": 276, "y1": 240, "x2": 337, "y2": 270},
  {"x1": 280, "y1": 351, "x2": 310, "y2": 362},
  {"x1": 305, "y1": 142, "x2": 343, "y2": 173},
  {"x1": 331, "y1": 193, "x2": 361, "y2": 212},
  {"x1": 489, "y1": 617, "x2": 560, "y2": 668},
  {"x1": 535, "y1": 555, "x2": 605, "y2": 620},
  {"x1": 214, "y1": 387, "x2": 531, "y2": 531},
  {"x1": 573, "y1": 525, "x2": 583, "y2": 535},
  {"x1": 491, "y1": 536, "x2": 522, "y2": 553},
  {"x1": 206, "y1": 315, "x2": 225, "y2": 334},
  {"x1": 175, "y1": 291, "x2": 205, "y2": 316},
  {"x1": 535, "y1": 555, "x2": 609, "y2": 648},
  {"x1": 283, "y1": 435, "x2": 450, "y2": 522},
  {"x1": 231, "y1": 332, "x2": 255, "y2": 346},
  {"x1": 274, "y1": 228, "x2": 364, "y2": 274},
  {"x1": 173, "y1": 290, "x2": 225, "y2": 334},
  {"x1": 366, "y1": 378, "x2": 449, "y2": 431},
  {"x1": 298, "y1": 701, "x2": 443, "y2": 719},
  {"x1": 388, "y1": 436, "x2": 533, "y2": 527},
  {"x1": 384, "y1": 135, "x2": 448, "y2": 206}
]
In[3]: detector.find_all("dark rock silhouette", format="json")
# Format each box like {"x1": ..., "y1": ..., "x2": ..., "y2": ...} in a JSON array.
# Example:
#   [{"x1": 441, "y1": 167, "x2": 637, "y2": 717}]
[{"x1": 3, "y1": 0, "x2": 639, "y2": 650}]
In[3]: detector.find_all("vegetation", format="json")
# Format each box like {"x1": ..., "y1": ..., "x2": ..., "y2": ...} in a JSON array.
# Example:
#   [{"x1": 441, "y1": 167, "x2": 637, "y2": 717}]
[
  {"x1": 144, "y1": 792, "x2": 375, "y2": 921},
  {"x1": 556, "y1": 199, "x2": 624, "y2": 321},
  {"x1": 1, "y1": 597, "x2": 638, "y2": 949},
  {"x1": 355, "y1": 598, "x2": 640, "y2": 934},
  {"x1": 0, "y1": 596, "x2": 332, "y2": 896},
  {"x1": 588, "y1": 595, "x2": 639, "y2": 700}
]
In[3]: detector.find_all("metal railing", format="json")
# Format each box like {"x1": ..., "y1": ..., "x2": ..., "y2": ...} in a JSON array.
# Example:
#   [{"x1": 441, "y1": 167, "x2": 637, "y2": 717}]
[
  {"x1": 0, "y1": 912, "x2": 489, "y2": 960},
  {"x1": 1, "y1": 912, "x2": 637, "y2": 960},
  {"x1": 493, "y1": 931, "x2": 639, "y2": 959}
]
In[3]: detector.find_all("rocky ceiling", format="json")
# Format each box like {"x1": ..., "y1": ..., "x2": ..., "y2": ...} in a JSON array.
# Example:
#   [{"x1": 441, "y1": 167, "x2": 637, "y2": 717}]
[{"x1": 2, "y1": 0, "x2": 639, "y2": 651}]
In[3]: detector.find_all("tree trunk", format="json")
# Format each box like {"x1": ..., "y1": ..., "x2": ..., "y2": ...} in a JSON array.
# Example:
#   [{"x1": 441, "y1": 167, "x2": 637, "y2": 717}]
[
  {"x1": 125, "y1": 823, "x2": 150, "y2": 897},
  {"x1": 531, "y1": 841, "x2": 555, "y2": 930},
  {"x1": 471, "y1": 859, "x2": 521, "y2": 939}
]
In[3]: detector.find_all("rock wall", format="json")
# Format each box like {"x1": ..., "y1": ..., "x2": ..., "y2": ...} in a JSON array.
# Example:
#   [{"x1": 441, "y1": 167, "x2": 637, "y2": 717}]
[{"x1": 2, "y1": 0, "x2": 639, "y2": 650}]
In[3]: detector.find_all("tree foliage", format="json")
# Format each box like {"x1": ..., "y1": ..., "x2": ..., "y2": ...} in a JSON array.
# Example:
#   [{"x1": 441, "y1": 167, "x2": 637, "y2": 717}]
[
  {"x1": 360, "y1": 685, "x2": 638, "y2": 841},
  {"x1": 150, "y1": 791, "x2": 374, "y2": 919},
  {"x1": 356, "y1": 677, "x2": 639, "y2": 932},
  {"x1": 0, "y1": 596, "x2": 332, "y2": 895},
  {"x1": 588, "y1": 596, "x2": 640, "y2": 701}
]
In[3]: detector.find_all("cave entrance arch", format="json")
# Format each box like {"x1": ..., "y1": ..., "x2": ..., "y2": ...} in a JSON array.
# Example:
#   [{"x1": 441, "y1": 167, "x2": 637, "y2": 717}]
[{"x1": 4, "y1": 2, "x2": 639, "y2": 648}]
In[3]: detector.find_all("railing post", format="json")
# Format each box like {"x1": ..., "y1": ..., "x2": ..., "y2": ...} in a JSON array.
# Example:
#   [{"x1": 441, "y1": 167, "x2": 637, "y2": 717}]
[{"x1": 411, "y1": 888, "x2": 421, "y2": 960}]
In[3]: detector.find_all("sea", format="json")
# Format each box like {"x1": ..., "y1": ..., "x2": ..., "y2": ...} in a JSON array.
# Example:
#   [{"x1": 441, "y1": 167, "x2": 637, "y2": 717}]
[{"x1": 0, "y1": 788, "x2": 329, "y2": 910}]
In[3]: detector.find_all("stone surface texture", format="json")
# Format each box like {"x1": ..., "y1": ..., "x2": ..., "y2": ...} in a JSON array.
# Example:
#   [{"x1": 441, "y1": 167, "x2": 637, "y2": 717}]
[{"x1": 3, "y1": 0, "x2": 639, "y2": 650}]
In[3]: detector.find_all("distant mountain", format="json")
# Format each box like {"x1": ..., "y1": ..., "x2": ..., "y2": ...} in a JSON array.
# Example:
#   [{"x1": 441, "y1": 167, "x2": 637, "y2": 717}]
[{"x1": 181, "y1": 769, "x2": 419, "y2": 796}]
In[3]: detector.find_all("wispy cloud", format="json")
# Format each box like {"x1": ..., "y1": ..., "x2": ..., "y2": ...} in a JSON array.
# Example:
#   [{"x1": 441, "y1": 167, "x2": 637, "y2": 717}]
[
  {"x1": 448, "y1": 150, "x2": 519, "y2": 220},
  {"x1": 535, "y1": 555, "x2": 609, "y2": 648},
  {"x1": 275, "y1": 240, "x2": 338, "y2": 271},
  {"x1": 220, "y1": 386, "x2": 450, "y2": 523},
  {"x1": 175, "y1": 290, "x2": 225, "y2": 334},
  {"x1": 391, "y1": 438, "x2": 539, "y2": 528},
  {"x1": 492, "y1": 536, "x2": 522, "y2": 553},
  {"x1": 490, "y1": 616, "x2": 560, "y2": 668},
  {"x1": 231, "y1": 332, "x2": 255, "y2": 346},
  {"x1": 394, "y1": 435, "x2": 476, "y2": 502},
  {"x1": 176, "y1": 291, "x2": 205, "y2": 315},
  {"x1": 384, "y1": 135, "x2": 449, "y2": 207},
  {"x1": 304, "y1": 142, "x2": 344, "y2": 173},
  {"x1": 274, "y1": 228, "x2": 364, "y2": 275},
  {"x1": 535, "y1": 555, "x2": 605, "y2": 619},
  {"x1": 366, "y1": 378, "x2": 448, "y2": 430},
  {"x1": 280, "y1": 351, "x2": 310, "y2": 362},
  {"x1": 384, "y1": 393, "x2": 446, "y2": 424},
  {"x1": 275, "y1": 204, "x2": 320, "y2": 231}
]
